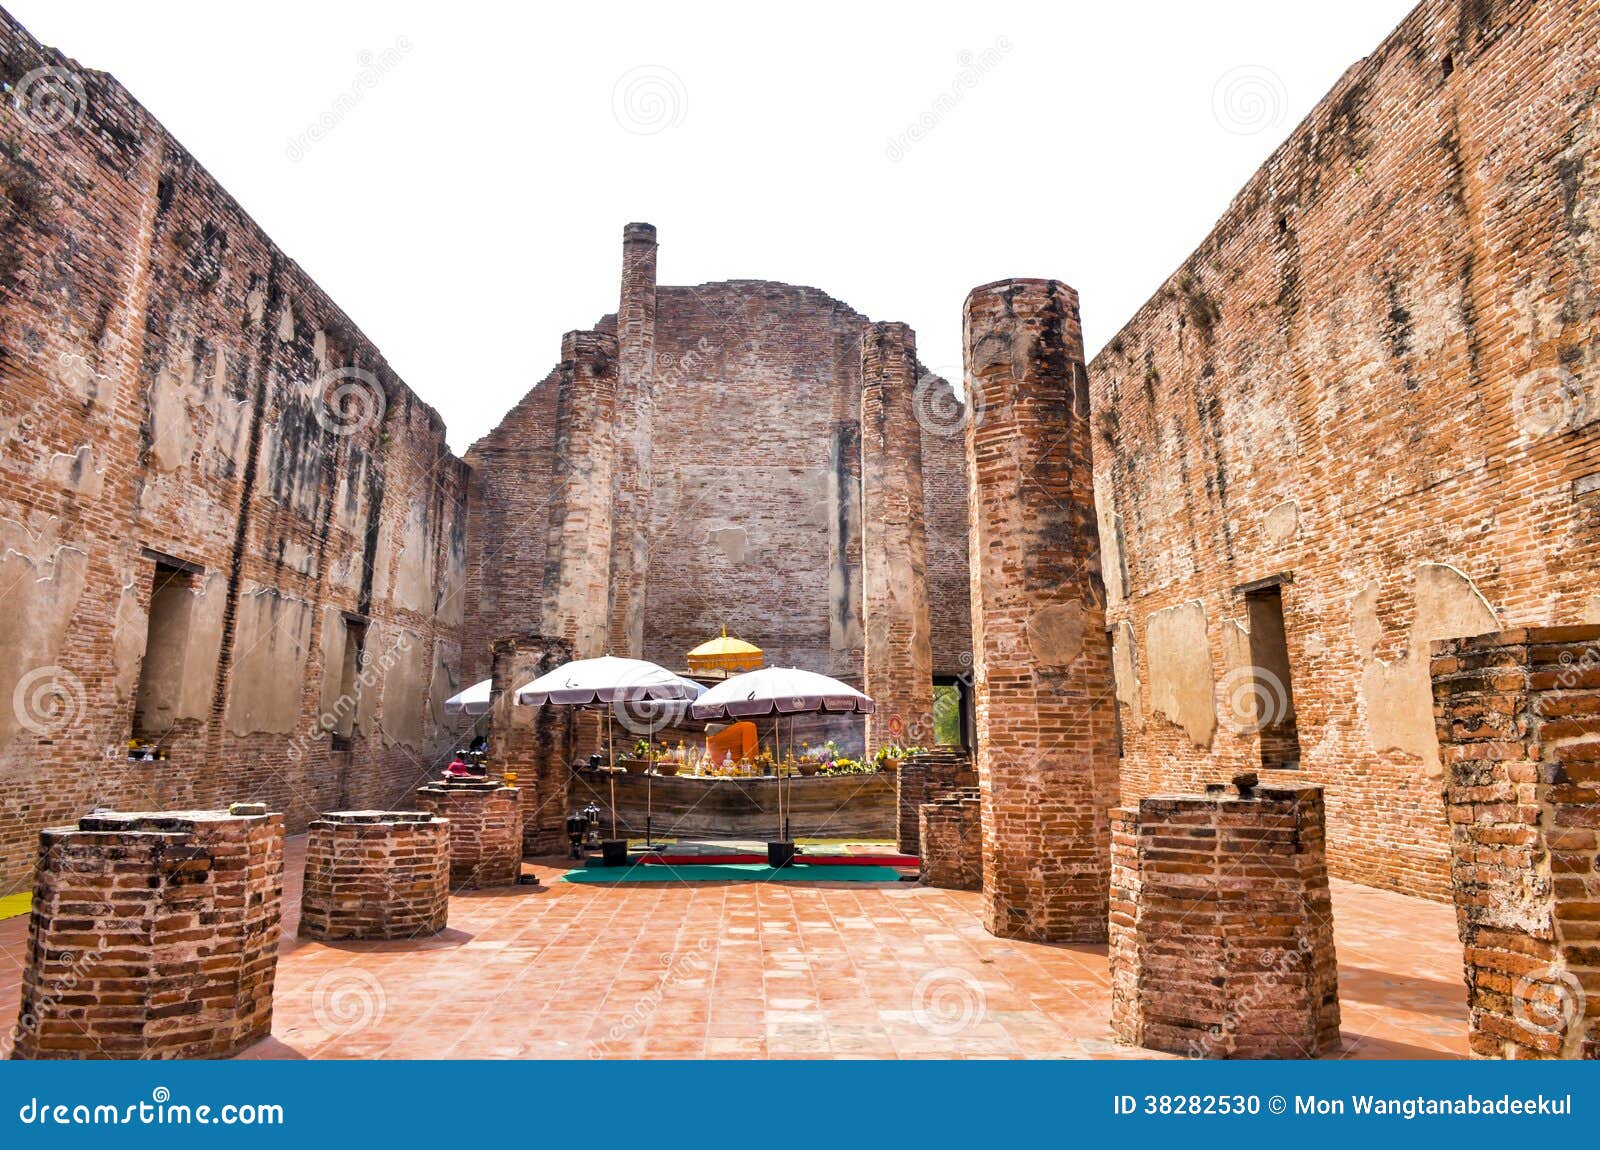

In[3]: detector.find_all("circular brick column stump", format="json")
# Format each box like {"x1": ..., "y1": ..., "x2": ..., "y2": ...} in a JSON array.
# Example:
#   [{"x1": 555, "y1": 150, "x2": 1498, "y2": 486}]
[
  {"x1": 1108, "y1": 786, "x2": 1341, "y2": 1059},
  {"x1": 918, "y1": 788, "x2": 982, "y2": 890},
  {"x1": 963, "y1": 278, "x2": 1119, "y2": 942},
  {"x1": 10, "y1": 805, "x2": 284, "y2": 1060},
  {"x1": 298, "y1": 811, "x2": 450, "y2": 941},
  {"x1": 414, "y1": 779, "x2": 523, "y2": 889}
]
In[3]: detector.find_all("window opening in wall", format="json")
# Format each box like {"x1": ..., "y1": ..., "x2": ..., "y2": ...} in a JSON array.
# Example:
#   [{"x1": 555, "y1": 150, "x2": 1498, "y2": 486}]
[
  {"x1": 932, "y1": 677, "x2": 970, "y2": 748},
  {"x1": 331, "y1": 616, "x2": 368, "y2": 750},
  {"x1": 131, "y1": 560, "x2": 198, "y2": 748},
  {"x1": 1245, "y1": 585, "x2": 1300, "y2": 770}
]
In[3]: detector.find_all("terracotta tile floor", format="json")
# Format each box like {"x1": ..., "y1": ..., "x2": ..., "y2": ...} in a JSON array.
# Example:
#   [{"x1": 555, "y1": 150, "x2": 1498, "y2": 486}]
[{"x1": 0, "y1": 835, "x2": 1469, "y2": 1059}]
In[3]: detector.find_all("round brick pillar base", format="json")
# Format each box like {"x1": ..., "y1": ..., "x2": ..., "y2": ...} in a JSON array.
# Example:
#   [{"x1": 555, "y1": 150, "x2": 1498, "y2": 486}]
[
  {"x1": 414, "y1": 779, "x2": 523, "y2": 889},
  {"x1": 298, "y1": 811, "x2": 450, "y2": 940},
  {"x1": 10, "y1": 805, "x2": 284, "y2": 1060}
]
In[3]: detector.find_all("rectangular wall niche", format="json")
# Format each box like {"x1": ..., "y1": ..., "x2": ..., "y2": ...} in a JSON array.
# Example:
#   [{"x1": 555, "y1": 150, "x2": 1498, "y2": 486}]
[
  {"x1": 331, "y1": 615, "x2": 367, "y2": 747},
  {"x1": 1245, "y1": 585, "x2": 1300, "y2": 770},
  {"x1": 132, "y1": 560, "x2": 198, "y2": 741}
]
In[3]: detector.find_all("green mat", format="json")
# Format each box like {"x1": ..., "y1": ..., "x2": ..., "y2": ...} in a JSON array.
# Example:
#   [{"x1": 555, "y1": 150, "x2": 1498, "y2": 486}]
[{"x1": 562, "y1": 862, "x2": 904, "y2": 884}]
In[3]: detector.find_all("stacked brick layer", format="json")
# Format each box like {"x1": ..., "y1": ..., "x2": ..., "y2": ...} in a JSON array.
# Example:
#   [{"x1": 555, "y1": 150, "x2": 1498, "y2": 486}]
[
  {"x1": 297, "y1": 811, "x2": 449, "y2": 941},
  {"x1": 1109, "y1": 787, "x2": 1340, "y2": 1058},
  {"x1": 12, "y1": 806, "x2": 284, "y2": 1060},
  {"x1": 965, "y1": 278, "x2": 1120, "y2": 942},
  {"x1": 414, "y1": 779, "x2": 522, "y2": 889},
  {"x1": 918, "y1": 788, "x2": 982, "y2": 890},
  {"x1": 1431, "y1": 625, "x2": 1600, "y2": 1059}
]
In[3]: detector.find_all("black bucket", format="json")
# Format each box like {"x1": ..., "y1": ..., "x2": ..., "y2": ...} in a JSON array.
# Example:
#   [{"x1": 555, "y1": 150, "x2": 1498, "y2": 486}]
[
  {"x1": 767, "y1": 841, "x2": 796, "y2": 868},
  {"x1": 601, "y1": 839, "x2": 629, "y2": 867}
]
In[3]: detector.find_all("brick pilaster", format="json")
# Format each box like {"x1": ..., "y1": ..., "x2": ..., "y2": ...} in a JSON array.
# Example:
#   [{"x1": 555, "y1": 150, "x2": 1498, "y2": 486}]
[
  {"x1": 609, "y1": 221, "x2": 657, "y2": 658},
  {"x1": 861, "y1": 321, "x2": 935, "y2": 756},
  {"x1": 488, "y1": 633, "x2": 574, "y2": 855}
]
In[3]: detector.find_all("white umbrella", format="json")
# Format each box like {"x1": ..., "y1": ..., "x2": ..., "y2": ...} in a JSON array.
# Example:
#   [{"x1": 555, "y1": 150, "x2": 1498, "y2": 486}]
[
  {"x1": 514, "y1": 655, "x2": 702, "y2": 706},
  {"x1": 512, "y1": 655, "x2": 703, "y2": 847},
  {"x1": 691, "y1": 666, "x2": 875, "y2": 719},
  {"x1": 691, "y1": 667, "x2": 874, "y2": 852},
  {"x1": 442, "y1": 677, "x2": 494, "y2": 716}
]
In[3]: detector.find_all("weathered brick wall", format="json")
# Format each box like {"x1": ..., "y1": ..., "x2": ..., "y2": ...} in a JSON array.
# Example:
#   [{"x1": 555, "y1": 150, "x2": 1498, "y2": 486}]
[
  {"x1": 11, "y1": 806, "x2": 283, "y2": 1059},
  {"x1": 413, "y1": 778, "x2": 522, "y2": 889},
  {"x1": 861, "y1": 321, "x2": 935, "y2": 753},
  {"x1": 0, "y1": 12, "x2": 470, "y2": 892},
  {"x1": 298, "y1": 810, "x2": 450, "y2": 941},
  {"x1": 459, "y1": 227, "x2": 973, "y2": 757},
  {"x1": 918, "y1": 789, "x2": 981, "y2": 890},
  {"x1": 1089, "y1": 0, "x2": 1600, "y2": 900},
  {"x1": 1109, "y1": 786, "x2": 1340, "y2": 1059},
  {"x1": 966, "y1": 278, "x2": 1120, "y2": 943},
  {"x1": 1431, "y1": 625, "x2": 1600, "y2": 1060}
]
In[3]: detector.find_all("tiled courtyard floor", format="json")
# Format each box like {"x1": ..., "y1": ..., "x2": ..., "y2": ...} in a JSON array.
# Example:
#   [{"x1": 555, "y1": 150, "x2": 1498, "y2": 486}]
[{"x1": 0, "y1": 835, "x2": 1469, "y2": 1059}]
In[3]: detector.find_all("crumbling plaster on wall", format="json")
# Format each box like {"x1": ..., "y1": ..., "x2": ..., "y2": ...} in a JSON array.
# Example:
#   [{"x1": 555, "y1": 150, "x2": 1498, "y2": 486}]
[{"x1": 1354, "y1": 562, "x2": 1498, "y2": 777}]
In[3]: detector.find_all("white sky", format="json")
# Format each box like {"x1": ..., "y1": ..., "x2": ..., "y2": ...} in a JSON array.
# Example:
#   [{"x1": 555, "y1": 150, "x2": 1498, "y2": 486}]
[{"x1": 14, "y1": 0, "x2": 1415, "y2": 452}]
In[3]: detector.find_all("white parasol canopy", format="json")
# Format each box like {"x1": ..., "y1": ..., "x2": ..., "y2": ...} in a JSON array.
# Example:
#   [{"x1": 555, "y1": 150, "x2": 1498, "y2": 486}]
[
  {"x1": 691, "y1": 666, "x2": 874, "y2": 720},
  {"x1": 513, "y1": 655, "x2": 704, "y2": 707},
  {"x1": 442, "y1": 677, "x2": 494, "y2": 716}
]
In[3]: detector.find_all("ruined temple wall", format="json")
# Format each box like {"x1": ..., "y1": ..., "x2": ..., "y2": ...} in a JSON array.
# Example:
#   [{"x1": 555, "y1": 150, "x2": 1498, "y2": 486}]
[
  {"x1": 643, "y1": 281, "x2": 870, "y2": 678},
  {"x1": 0, "y1": 11, "x2": 470, "y2": 889},
  {"x1": 459, "y1": 374, "x2": 559, "y2": 685},
  {"x1": 1087, "y1": 0, "x2": 1600, "y2": 899}
]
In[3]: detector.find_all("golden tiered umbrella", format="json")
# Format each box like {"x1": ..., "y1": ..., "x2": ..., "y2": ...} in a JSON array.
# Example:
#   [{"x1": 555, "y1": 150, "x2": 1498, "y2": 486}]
[{"x1": 686, "y1": 627, "x2": 764, "y2": 678}]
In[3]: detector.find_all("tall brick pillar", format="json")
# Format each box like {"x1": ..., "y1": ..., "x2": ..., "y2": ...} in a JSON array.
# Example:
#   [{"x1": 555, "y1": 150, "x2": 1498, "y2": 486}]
[
  {"x1": 963, "y1": 278, "x2": 1119, "y2": 942},
  {"x1": 489, "y1": 633, "x2": 575, "y2": 856},
  {"x1": 1431, "y1": 625, "x2": 1600, "y2": 1060},
  {"x1": 544, "y1": 330, "x2": 616, "y2": 659},
  {"x1": 860, "y1": 321, "x2": 935, "y2": 755},
  {"x1": 609, "y1": 221, "x2": 657, "y2": 659}
]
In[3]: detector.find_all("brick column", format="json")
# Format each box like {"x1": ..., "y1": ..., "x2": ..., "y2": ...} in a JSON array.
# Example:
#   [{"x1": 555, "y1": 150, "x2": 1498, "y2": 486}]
[
  {"x1": 861, "y1": 321, "x2": 935, "y2": 756},
  {"x1": 1431, "y1": 624, "x2": 1600, "y2": 1060},
  {"x1": 919, "y1": 789, "x2": 982, "y2": 890},
  {"x1": 1108, "y1": 785, "x2": 1340, "y2": 1058},
  {"x1": 609, "y1": 221, "x2": 657, "y2": 658},
  {"x1": 488, "y1": 633, "x2": 575, "y2": 855},
  {"x1": 298, "y1": 811, "x2": 450, "y2": 941},
  {"x1": 544, "y1": 330, "x2": 616, "y2": 658},
  {"x1": 963, "y1": 278, "x2": 1118, "y2": 942},
  {"x1": 895, "y1": 748, "x2": 972, "y2": 856},
  {"x1": 413, "y1": 779, "x2": 522, "y2": 889},
  {"x1": 12, "y1": 805, "x2": 284, "y2": 1060}
]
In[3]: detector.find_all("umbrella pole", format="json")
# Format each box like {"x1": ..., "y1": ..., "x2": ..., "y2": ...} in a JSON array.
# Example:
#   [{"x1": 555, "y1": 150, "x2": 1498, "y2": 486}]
[
  {"x1": 645, "y1": 711, "x2": 655, "y2": 850},
  {"x1": 607, "y1": 711, "x2": 617, "y2": 839}
]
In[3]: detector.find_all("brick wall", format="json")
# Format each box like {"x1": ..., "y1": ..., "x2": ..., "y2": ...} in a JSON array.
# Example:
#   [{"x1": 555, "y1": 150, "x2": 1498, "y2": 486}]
[
  {"x1": 1109, "y1": 786, "x2": 1340, "y2": 1058},
  {"x1": 11, "y1": 805, "x2": 283, "y2": 1059},
  {"x1": 1088, "y1": 0, "x2": 1600, "y2": 900},
  {"x1": 487, "y1": 633, "x2": 575, "y2": 855},
  {"x1": 459, "y1": 230, "x2": 975, "y2": 756},
  {"x1": 1431, "y1": 625, "x2": 1600, "y2": 1059},
  {"x1": 0, "y1": 12, "x2": 470, "y2": 892},
  {"x1": 895, "y1": 748, "x2": 973, "y2": 856}
]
